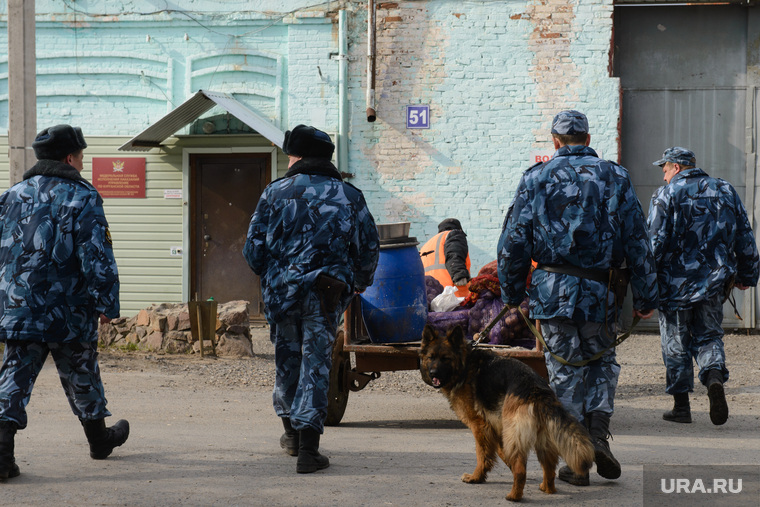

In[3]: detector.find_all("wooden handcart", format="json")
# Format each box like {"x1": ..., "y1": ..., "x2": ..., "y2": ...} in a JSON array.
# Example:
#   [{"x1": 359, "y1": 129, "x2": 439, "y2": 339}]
[{"x1": 325, "y1": 296, "x2": 548, "y2": 425}]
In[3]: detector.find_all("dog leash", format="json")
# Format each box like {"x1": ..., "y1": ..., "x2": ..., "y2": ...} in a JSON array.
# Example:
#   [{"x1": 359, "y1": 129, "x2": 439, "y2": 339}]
[
  {"x1": 473, "y1": 302, "x2": 641, "y2": 367},
  {"x1": 518, "y1": 310, "x2": 641, "y2": 367},
  {"x1": 726, "y1": 291, "x2": 742, "y2": 320},
  {"x1": 472, "y1": 303, "x2": 512, "y2": 345},
  {"x1": 724, "y1": 280, "x2": 743, "y2": 320}
]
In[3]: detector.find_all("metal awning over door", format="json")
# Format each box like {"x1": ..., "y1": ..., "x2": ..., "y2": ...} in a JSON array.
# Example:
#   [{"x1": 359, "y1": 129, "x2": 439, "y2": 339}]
[{"x1": 118, "y1": 90, "x2": 285, "y2": 151}]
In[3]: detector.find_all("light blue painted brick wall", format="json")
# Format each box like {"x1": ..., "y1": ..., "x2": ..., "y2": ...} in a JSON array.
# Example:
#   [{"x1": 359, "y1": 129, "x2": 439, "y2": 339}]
[
  {"x1": 285, "y1": 21, "x2": 340, "y2": 131},
  {"x1": 0, "y1": 0, "x2": 621, "y2": 277},
  {"x1": 0, "y1": 1, "x2": 341, "y2": 315},
  {"x1": 347, "y1": 0, "x2": 619, "y2": 273},
  {"x1": 0, "y1": 1, "x2": 339, "y2": 136}
]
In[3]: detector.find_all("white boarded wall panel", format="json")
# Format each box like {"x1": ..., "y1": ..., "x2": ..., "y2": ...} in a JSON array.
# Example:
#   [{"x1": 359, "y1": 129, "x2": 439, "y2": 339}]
[
  {"x1": 97, "y1": 139, "x2": 184, "y2": 315},
  {"x1": 64, "y1": 137, "x2": 183, "y2": 315}
]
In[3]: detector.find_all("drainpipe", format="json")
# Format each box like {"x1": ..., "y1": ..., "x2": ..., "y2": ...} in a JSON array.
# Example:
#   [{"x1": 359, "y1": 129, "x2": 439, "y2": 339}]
[
  {"x1": 366, "y1": 0, "x2": 377, "y2": 122},
  {"x1": 338, "y1": 10, "x2": 349, "y2": 173}
]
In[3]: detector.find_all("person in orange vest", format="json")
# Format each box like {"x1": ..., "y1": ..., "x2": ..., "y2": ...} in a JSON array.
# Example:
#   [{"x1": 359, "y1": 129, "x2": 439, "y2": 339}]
[{"x1": 420, "y1": 218, "x2": 471, "y2": 298}]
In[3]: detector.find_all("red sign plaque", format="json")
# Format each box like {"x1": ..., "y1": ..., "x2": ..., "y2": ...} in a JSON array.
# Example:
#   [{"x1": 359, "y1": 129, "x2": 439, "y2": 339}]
[{"x1": 92, "y1": 158, "x2": 146, "y2": 198}]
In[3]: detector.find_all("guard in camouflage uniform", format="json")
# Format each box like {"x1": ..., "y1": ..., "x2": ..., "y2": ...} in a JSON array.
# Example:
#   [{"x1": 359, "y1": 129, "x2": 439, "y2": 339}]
[
  {"x1": 0, "y1": 125, "x2": 129, "y2": 479},
  {"x1": 497, "y1": 110, "x2": 659, "y2": 486},
  {"x1": 243, "y1": 125, "x2": 379, "y2": 474},
  {"x1": 648, "y1": 147, "x2": 759, "y2": 426}
]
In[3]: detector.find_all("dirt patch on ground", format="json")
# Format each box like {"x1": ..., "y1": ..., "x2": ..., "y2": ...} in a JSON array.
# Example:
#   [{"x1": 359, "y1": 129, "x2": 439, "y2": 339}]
[{"x1": 97, "y1": 327, "x2": 760, "y2": 410}]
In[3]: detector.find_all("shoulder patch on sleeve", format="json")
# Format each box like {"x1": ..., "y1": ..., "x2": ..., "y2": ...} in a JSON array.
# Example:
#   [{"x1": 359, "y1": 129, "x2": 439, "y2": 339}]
[{"x1": 105, "y1": 228, "x2": 113, "y2": 245}]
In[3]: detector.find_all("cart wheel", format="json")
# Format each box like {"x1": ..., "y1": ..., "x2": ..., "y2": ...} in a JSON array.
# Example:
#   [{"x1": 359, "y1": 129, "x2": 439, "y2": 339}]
[{"x1": 326, "y1": 329, "x2": 350, "y2": 426}]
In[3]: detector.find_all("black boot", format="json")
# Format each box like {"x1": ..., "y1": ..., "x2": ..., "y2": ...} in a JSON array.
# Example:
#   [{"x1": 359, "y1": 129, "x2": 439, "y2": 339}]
[
  {"x1": 706, "y1": 370, "x2": 728, "y2": 426},
  {"x1": 588, "y1": 412, "x2": 621, "y2": 480},
  {"x1": 81, "y1": 418, "x2": 130, "y2": 460},
  {"x1": 0, "y1": 421, "x2": 20, "y2": 479},
  {"x1": 558, "y1": 416, "x2": 591, "y2": 486},
  {"x1": 558, "y1": 464, "x2": 589, "y2": 486},
  {"x1": 296, "y1": 427, "x2": 329, "y2": 474},
  {"x1": 280, "y1": 418, "x2": 299, "y2": 456},
  {"x1": 663, "y1": 392, "x2": 692, "y2": 423}
]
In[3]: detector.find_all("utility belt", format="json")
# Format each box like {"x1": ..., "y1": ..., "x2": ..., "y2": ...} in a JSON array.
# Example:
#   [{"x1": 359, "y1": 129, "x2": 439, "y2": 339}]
[
  {"x1": 537, "y1": 263, "x2": 631, "y2": 306},
  {"x1": 500, "y1": 263, "x2": 637, "y2": 366}
]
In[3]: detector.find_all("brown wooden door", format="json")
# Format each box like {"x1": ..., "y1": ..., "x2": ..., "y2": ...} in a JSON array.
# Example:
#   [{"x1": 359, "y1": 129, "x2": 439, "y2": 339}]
[{"x1": 191, "y1": 153, "x2": 270, "y2": 317}]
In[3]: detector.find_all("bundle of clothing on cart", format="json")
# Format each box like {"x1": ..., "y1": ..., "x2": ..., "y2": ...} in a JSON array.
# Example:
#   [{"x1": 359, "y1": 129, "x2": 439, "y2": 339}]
[{"x1": 425, "y1": 261, "x2": 535, "y2": 349}]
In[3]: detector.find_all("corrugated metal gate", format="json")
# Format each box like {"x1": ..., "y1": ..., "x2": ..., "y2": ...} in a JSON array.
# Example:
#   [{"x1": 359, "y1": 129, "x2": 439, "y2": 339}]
[{"x1": 614, "y1": 4, "x2": 759, "y2": 329}]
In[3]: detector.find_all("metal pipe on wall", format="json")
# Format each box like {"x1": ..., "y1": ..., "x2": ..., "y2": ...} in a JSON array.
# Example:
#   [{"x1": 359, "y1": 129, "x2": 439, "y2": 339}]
[
  {"x1": 366, "y1": 0, "x2": 377, "y2": 122},
  {"x1": 339, "y1": 10, "x2": 349, "y2": 172}
]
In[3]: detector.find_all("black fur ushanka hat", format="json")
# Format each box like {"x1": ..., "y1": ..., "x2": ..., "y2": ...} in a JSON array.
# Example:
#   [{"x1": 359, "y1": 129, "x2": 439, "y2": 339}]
[
  {"x1": 32, "y1": 124, "x2": 88, "y2": 161},
  {"x1": 282, "y1": 125, "x2": 334, "y2": 159}
]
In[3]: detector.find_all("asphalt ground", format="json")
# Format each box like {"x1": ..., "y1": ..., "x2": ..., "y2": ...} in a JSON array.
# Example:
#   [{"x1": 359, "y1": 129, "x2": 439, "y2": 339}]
[{"x1": 0, "y1": 331, "x2": 758, "y2": 506}]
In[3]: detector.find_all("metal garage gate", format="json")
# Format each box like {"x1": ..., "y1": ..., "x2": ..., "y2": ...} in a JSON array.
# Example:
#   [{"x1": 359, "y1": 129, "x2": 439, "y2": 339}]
[{"x1": 614, "y1": 3, "x2": 759, "y2": 329}]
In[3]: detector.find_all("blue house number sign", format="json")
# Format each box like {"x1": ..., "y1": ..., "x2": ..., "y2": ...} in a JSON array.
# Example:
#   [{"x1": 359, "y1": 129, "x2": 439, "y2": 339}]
[{"x1": 406, "y1": 105, "x2": 430, "y2": 129}]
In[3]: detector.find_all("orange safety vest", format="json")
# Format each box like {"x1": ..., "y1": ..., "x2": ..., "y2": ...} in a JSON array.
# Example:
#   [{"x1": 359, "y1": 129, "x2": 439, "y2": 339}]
[{"x1": 420, "y1": 230, "x2": 471, "y2": 298}]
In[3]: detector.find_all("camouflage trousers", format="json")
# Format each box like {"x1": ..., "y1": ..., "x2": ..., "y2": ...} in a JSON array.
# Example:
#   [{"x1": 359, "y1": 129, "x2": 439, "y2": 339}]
[
  {"x1": 658, "y1": 294, "x2": 728, "y2": 395},
  {"x1": 271, "y1": 291, "x2": 341, "y2": 433},
  {"x1": 540, "y1": 317, "x2": 620, "y2": 425},
  {"x1": 0, "y1": 340, "x2": 111, "y2": 429}
]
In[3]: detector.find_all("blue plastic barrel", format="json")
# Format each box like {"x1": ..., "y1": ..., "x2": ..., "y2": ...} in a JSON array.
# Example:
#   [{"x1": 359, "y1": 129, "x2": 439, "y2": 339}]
[{"x1": 360, "y1": 240, "x2": 428, "y2": 343}]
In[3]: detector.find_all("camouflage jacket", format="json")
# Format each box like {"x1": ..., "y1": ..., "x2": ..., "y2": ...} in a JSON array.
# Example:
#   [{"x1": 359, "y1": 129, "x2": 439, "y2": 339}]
[
  {"x1": 647, "y1": 167, "x2": 760, "y2": 310},
  {"x1": 243, "y1": 158, "x2": 380, "y2": 322},
  {"x1": 0, "y1": 160, "x2": 120, "y2": 342},
  {"x1": 498, "y1": 145, "x2": 659, "y2": 323}
]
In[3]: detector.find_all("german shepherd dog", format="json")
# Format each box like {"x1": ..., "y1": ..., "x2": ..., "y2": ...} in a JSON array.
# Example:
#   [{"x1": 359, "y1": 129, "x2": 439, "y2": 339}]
[{"x1": 419, "y1": 324, "x2": 594, "y2": 502}]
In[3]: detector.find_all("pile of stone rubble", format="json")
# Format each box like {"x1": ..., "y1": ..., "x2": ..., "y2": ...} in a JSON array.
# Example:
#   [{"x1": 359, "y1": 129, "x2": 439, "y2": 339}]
[{"x1": 98, "y1": 300, "x2": 254, "y2": 357}]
